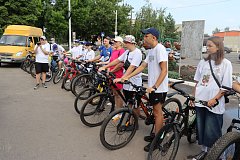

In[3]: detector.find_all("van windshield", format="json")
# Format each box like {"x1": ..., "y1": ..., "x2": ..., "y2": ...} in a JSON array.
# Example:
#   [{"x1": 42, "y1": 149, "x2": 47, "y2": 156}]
[{"x1": 0, "y1": 35, "x2": 27, "y2": 46}]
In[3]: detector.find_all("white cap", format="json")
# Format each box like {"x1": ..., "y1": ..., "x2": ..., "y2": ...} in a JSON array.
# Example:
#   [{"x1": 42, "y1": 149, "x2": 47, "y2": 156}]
[
  {"x1": 114, "y1": 36, "x2": 123, "y2": 43},
  {"x1": 123, "y1": 35, "x2": 136, "y2": 44},
  {"x1": 40, "y1": 36, "x2": 46, "y2": 40}
]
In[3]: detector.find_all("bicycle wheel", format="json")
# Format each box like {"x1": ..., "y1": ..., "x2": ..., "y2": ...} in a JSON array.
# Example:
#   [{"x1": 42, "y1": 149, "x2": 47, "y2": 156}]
[
  {"x1": 72, "y1": 74, "x2": 92, "y2": 96},
  {"x1": 53, "y1": 69, "x2": 64, "y2": 84},
  {"x1": 70, "y1": 74, "x2": 81, "y2": 95},
  {"x1": 74, "y1": 87, "x2": 99, "y2": 114},
  {"x1": 205, "y1": 131, "x2": 240, "y2": 160},
  {"x1": 30, "y1": 62, "x2": 36, "y2": 78},
  {"x1": 162, "y1": 98, "x2": 182, "y2": 122},
  {"x1": 80, "y1": 93, "x2": 114, "y2": 127},
  {"x1": 100, "y1": 108, "x2": 138, "y2": 150},
  {"x1": 187, "y1": 116, "x2": 197, "y2": 143},
  {"x1": 148, "y1": 124, "x2": 180, "y2": 160},
  {"x1": 45, "y1": 70, "x2": 53, "y2": 82},
  {"x1": 62, "y1": 71, "x2": 75, "y2": 91}
]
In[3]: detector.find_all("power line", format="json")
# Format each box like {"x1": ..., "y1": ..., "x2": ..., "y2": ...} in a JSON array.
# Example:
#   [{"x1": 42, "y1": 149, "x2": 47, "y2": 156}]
[{"x1": 167, "y1": 0, "x2": 232, "y2": 10}]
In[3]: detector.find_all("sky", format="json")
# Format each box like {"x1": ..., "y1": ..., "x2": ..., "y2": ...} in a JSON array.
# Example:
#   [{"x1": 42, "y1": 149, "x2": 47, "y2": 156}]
[{"x1": 123, "y1": 0, "x2": 239, "y2": 35}]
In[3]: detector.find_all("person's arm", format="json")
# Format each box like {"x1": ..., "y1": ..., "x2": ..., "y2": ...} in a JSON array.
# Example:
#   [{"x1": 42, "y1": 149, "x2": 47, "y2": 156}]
[
  {"x1": 34, "y1": 45, "x2": 38, "y2": 54},
  {"x1": 233, "y1": 81, "x2": 240, "y2": 93},
  {"x1": 110, "y1": 62, "x2": 124, "y2": 73},
  {"x1": 123, "y1": 62, "x2": 147, "y2": 80},
  {"x1": 152, "y1": 61, "x2": 168, "y2": 88},
  {"x1": 87, "y1": 55, "x2": 101, "y2": 62},
  {"x1": 99, "y1": 59, "x2": 121, "y2": 71},
  {"x1": 40, "y1": 45, "x2": 49, "y2": 55}
]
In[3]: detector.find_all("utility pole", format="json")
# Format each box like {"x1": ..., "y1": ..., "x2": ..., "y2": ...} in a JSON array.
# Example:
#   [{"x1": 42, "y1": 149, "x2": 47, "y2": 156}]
[
  {"x1": 68, "y1": 0, "x2": 72, "y2": 50},
  {"x1": 114, "y1": 10, "x2": 118, "y2": 37}
]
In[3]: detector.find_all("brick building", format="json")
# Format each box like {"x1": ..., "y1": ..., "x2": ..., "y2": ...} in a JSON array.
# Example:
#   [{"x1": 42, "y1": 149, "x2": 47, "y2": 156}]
[{"x1": 213, "y1": 31, "x2": 240, "y2": 52}]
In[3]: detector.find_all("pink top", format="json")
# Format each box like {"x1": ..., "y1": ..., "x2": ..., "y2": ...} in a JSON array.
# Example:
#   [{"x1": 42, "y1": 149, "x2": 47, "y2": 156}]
[{"x1": 109, "y1": 48, "x2": 125, "y2": 90}]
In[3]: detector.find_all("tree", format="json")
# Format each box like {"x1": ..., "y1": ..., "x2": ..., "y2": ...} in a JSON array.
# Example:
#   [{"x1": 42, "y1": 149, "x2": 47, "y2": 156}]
[
  {"x1": 212, "y1": 27, "x2": 221, "y2": 34},
  {"x1": 224, "y1": 27, "x2": 230, "y2": 32}
]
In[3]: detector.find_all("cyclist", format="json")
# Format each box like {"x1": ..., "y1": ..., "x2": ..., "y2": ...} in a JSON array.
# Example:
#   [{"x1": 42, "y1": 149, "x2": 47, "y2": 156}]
[
  {"x1": 66, "y1": 40, "x2": 83, "y2": 60},
  {"x1": 86, "y1": 36, "x2": 112, "y2": 63},
  {"x1": 51, "y1": 43, "x2": 66, "y2": 69},
  {"x1": 99, "y1": 35, "x2": 143, "y2": 129},
  {"x1": 121, "y1": 28, "x2": 168, "y2": 152},
  {"x1": 98, "y1": 36, "x2": 125, "y2": 109},
  {"x1": 187, "y1": 36, "x2": 232, "y2": 160},
  {"x1": 84, "y1": 42, "x2": 96, "y2": 61}
]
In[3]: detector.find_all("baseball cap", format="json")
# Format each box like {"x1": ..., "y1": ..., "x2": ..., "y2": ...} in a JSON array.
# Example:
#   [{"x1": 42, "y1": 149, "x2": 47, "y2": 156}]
[
  {"x1": 142, "y1": 27, "x2": 160, "y2": 39},
  {"x1": 40, "y1": 36, "x2": 46, "y2": 40},
  {"x1": 113, "y1": 36, "x2": 123, "y2": 43},
  {"x1": 85, "y1": 42, "x2": 93, "y2": 46},
  {"x1": 123, "y1": 35, "x2": 136, "y2": 44}
]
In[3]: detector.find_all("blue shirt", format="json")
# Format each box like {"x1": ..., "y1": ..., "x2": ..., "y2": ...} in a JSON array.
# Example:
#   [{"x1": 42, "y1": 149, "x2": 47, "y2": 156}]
[{"x1": 99, "y1": 45, "x2": 112, "y2": 61}]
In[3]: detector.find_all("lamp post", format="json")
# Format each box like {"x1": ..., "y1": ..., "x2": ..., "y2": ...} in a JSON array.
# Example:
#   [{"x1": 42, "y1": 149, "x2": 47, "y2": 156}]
[
  {"x1": 114, "y1": 10, "x2": 118, "y2": 37},
  {"x1": 68, "y1": 0, "x2": 72, "y2": 50}
]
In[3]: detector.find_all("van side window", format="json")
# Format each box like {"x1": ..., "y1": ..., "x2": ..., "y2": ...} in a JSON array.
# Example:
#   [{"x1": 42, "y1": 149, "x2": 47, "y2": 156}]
[
  {"x1": 33, "y1": 37, "x2": 39, "y2": 45},
  {"x1": 28, "y1": 37, "x2": 33, "y2": 47}
]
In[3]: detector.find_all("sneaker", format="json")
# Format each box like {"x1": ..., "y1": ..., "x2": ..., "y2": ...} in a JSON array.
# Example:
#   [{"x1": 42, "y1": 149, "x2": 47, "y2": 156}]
[
  {"x1": 186, "y1": 151, "x2": 207, "y2": 160},
  {"x1": 34, "y1": 84, "x2": 40, "y2": 90},
  {"x1": 42, "y1": 83, "x2": 47, "y2": 88},
  {"x1": 144, "y1": 133, "x2": 155, "y2": 142}
]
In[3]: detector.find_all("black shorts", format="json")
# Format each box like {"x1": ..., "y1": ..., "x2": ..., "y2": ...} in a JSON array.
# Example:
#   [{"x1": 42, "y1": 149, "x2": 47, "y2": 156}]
[
  {"x1": 123, "y1": 89, "x2": 136, "y2": 104},
  {"x1": 149, "y1": 92, "x2": 167, "y2": 106},
  {"x1": 35, "y1": 62, "x2": 49, "y2": 74}
]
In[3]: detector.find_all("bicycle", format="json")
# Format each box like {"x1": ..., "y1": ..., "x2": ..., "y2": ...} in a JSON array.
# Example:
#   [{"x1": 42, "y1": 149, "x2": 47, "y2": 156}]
[
  {"x1": 147, "y1": 80, "x2": 218, "y2": 160},
  {"x1": 99, "y1": 80, "x2": 181, "y2": 150},
  {"x1": 204, "y1": 86, "x2": 240, "y2": 160},
  {"x1": 79, "y1": 70, "x2": 127, "y2": 127}
]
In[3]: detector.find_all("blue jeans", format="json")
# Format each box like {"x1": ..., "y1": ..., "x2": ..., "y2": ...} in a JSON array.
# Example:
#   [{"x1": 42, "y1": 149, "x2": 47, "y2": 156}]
[{"x1": 195, "y1": 107, "x2": 223, "y2": 147}]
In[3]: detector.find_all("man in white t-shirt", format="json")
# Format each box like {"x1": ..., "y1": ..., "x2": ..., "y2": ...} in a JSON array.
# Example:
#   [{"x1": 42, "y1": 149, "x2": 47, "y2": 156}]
[
  {"x1": 34, "y1": 36, "x2": 51, "y2": 89},
  {"x1": 66, "y1": 40, "x2": 82, "y2": 59},
  {"x1": 84, "y1": 42, "x2": 95, "y2": 60},
  {"x1": 123, "y1": 28, "x2": 168, "y2": 152},
  {"x1": 98, "y1": 35, "x2": 142, "y2": 119}
]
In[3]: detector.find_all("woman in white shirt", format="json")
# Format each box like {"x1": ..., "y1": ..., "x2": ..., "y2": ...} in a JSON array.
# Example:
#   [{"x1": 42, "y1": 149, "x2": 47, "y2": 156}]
[{"x1": 187, "y1": 36, "x2": 232, "y2": 159}]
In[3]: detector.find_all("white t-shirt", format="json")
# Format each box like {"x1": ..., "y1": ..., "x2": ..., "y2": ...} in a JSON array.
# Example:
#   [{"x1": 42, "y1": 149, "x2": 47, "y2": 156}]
[
  {"x1": 35, "y1": 43, "x2": 51, "y2": 63},
  {"x1": 194, "y1": 59, "x2": 232, "y2": 114},
  {"x1": 118, "y1": 48, "x2": 142, "y2": 91},
  {"x1": 84, "y1": 50, "x2": 95, "y2": 60},
  {"x1": 145, "y1": 43, "x2": 168, "y2": 93},
  {"x1": 70, "y1": 45, "x2": 82, "y2": 59}
]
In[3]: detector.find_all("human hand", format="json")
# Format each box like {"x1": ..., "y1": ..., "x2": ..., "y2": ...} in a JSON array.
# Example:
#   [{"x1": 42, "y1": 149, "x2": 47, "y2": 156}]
[
  {"x1": 113, "y1": 78, "x2": 121, "y2": 84},
  {"x1": 207, "y1": 99, "x2": 218, "y2": 108},
  {"x1": 146, "y1": 87, "x2": 155, "y2": 93},
  {"x1": 98, "y1": 67, "x2": 106, "y2": 72}
]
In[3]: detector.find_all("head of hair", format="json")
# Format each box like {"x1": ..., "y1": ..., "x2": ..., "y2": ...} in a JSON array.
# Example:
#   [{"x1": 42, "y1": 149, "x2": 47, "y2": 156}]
[{"x1": 204, "y1": 36, "x2": 224, "y2": 65}]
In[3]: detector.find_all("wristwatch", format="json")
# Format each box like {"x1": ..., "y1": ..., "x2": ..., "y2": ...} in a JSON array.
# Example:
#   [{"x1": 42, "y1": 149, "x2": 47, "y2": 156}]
[{"x1": 152, "y1": 85, "x2": 157, "y2": 91}]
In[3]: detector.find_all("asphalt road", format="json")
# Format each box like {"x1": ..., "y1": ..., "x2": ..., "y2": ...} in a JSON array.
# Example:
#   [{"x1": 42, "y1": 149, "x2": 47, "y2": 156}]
[{"x1": 0, "y1": 63, "x2": 239, "y2": 160}]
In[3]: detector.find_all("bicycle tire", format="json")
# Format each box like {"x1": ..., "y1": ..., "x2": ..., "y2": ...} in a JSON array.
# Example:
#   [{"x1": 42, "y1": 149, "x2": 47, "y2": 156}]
[
  {"x1": 100, "y1": 108, "x2": 138, "y2": 150},
  {"x1": 70, "y1": 74, "x2": 82, "y2": 95},
  {"x1": 45, "y1": 70, "x2": 53, "y2": 82},
  {"x1": 72, "y1": 74, "x2": 92, "y2": 96},
  {"x1": 53, "y1": 69, "x2": 64, "y2": 84},
  {"x1": 162, "y1": 98, "x2": 182, "y2": 122},
  {"x1": 30, "y1": 62, "x2": 36, "y2": 78},
  {"x1": 62, "y1": 71, "x2": 74, "y2": 91},
  {"x1": 80, "y1": 93, "x2": 114, "y2": 127},
  {"x1": 148, "y1": 123, "x2": 180, "y2": 160},
  {"x1": 187, "y1": 117, "x2": 197, "y2": 143},
  {"x1": 204, "y1": 131, "x2": 240, "y2": 160},
  {"x1": 74, "y1": 87, "x2": 99, "y2": 114}
]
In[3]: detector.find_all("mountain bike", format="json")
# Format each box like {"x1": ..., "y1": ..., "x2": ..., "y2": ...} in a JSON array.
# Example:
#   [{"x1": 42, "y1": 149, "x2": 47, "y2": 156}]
[
  {"x1": 204, "y1": 86, "x2": 240, "y2": 160},
  {"x1": 147, "y1": 80, "x2": 219, "y2": 160},
  {"x1": 99, "y1": 80, "x2": 181, "y2": 150}
]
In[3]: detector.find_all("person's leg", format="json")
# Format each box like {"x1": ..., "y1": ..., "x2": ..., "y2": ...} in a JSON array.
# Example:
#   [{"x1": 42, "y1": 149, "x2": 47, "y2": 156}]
[
  {"x1": 112, "y1": 89, "x2": 123, "y2": 109},
  {"x1": 41, "y1": 63, "x2": 49, "y2": 88},
  {"x1": 153, "y1": 103, "x2": 164, "y2": 134},
  {"x1": 203, "y1": 110, "x2": 223, "y2": 148},
  {"x1": 34, "y1": 62, "x2": 41, "y2": 89}
]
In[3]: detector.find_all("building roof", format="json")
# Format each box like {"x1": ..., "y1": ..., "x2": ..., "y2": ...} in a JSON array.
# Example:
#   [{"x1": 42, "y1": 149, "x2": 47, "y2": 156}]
[{"x1": 213, "y1": 31, "x2": 240, "y2": 37}]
